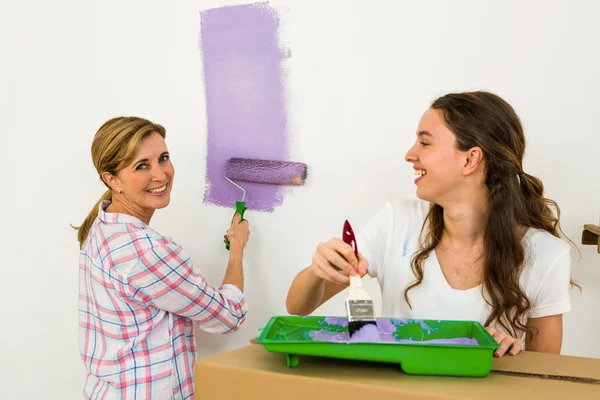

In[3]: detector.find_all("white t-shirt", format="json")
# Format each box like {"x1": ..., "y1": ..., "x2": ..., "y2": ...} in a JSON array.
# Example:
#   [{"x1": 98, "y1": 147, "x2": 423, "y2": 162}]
[{"x1": 357, "y1": 199, "x2": 572, "y2": 328}]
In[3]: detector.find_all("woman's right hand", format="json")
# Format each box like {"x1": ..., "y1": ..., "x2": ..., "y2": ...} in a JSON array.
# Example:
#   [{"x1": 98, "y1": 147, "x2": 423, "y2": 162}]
[
  {"x1": 224, "y1": 213, "x2": 250, "y2": 251},
  {"x1": 309, "y1": 237, "x2": 369, "y2": 285}
]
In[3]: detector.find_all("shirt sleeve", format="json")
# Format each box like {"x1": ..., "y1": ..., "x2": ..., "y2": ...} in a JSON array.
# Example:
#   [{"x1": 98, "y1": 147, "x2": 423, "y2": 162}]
[
  {"x1": 125, "y1": 242, "x2": 248, "y2": 334},
  {"x1": 529, "y1": 247, "x2": 572, "y2": 318},
  {"x1": 356, "y1": 202, "x2": 393, "y2": 281}
]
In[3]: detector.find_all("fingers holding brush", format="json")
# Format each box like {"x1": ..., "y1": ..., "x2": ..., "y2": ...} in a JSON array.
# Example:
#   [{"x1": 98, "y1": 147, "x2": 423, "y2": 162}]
[
  {"x1": 330, "y1": 237, "x2": 368, "y2": 277},
  {"x1": 333, "y1": 237, "x2": 360, "y2": 268},
  {"x1": 356, "y1": 252, "x2": 369, "y2": 277},
  {"x1": 310, "y1": 238, "x2": 363, "y2": 285},
  {"x1": 311, "y1": 251, "x2": 351, "y2": 284}
]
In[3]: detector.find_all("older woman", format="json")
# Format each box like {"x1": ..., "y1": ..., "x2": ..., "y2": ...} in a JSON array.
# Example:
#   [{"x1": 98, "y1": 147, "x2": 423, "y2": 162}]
[{"x1": 76, "y1": 116, "x2": 249, "y2": 399}]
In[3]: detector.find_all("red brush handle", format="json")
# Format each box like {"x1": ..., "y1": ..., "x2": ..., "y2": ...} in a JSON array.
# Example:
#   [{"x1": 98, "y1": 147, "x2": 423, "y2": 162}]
[{"x1": 342, "y1": 220, "x2": 358, "y2": 260}]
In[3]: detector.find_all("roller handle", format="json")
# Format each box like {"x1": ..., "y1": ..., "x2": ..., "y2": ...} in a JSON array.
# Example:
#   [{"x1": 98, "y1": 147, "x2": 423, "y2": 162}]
[{"x1": 225, "y1": 201, "x2": 247, "y2": 250}]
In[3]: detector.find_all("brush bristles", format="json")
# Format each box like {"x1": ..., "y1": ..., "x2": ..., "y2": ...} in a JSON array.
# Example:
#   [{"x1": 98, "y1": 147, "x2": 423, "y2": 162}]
[
  {"x1": 346, "y1": 299, "x2": 376, "y2": 338},
  {"x1": 224, "y1": 157, "x2": 307, "y2": 185},
  {"x1": 348, "y1": 320, "x2": 377, "y2": 338}
]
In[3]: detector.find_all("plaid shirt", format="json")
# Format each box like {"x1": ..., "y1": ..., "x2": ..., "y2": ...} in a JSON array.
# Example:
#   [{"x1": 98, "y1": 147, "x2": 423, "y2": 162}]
[{"x1": 79, "y1": 201, "x2": 247, "y2": 399}]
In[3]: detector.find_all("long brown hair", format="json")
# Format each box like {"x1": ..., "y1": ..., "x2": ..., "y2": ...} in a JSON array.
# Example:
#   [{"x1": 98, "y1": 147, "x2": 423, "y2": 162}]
[
  {"x1": 73, "y1": 117, "x2": 166, "y2": 249},
  {"x1": 404, "y1": 91, "x2": 576, "y2": 338}
]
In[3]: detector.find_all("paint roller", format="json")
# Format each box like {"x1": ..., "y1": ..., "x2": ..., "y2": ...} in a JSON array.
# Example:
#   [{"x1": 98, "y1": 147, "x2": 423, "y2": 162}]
[{"x1": 224, "y1": 157, "x2": 308, "y2": 250}]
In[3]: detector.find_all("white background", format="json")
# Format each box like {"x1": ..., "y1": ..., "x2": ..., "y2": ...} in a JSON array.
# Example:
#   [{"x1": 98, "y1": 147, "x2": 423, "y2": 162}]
[{"x1": 1, "y1": 1, "x2": 599, "y2": 398}]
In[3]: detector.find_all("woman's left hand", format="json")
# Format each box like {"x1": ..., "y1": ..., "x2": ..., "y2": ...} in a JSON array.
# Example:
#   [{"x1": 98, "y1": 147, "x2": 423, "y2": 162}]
[{"x1": 485, "y1": 326, "x2": 523, "y2": 357}]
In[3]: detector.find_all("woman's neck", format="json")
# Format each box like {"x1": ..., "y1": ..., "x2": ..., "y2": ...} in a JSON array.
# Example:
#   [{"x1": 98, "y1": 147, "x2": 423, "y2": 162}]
[
  {"x1": 440, "y1": 192, "x2": 489, "y2": 249},
  {"x1": 106, "y1": 197, "x2": 154, "y2": 225}
]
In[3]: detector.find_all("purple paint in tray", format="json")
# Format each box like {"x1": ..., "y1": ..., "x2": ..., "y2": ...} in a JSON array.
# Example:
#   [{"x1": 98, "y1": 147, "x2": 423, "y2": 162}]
[
  {"x1": 199, "y1": 2, "x2": 291, "y2": 212},
  {"x1": 309, "y1": 317, "x2": 479, "y2": 345}
]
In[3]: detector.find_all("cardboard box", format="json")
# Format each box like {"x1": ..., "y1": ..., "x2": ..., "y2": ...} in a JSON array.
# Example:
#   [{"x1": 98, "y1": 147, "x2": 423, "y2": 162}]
[
  {"x1": 582, "y1": 224, "x2": 600, "y2": 253},
  {"x1": 194, "y1": 344, "x2": 600, "y2": 400}
]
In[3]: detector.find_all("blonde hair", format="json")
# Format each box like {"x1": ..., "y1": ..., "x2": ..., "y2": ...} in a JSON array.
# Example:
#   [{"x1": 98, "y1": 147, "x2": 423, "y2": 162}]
[{"x1": 74, "y1": 117, "x2": 166, "y2": 248}]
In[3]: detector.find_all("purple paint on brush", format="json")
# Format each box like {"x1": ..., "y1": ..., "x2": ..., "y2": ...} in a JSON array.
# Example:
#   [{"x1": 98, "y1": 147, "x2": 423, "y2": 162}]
[
  {"x1": 199, "y1": 3, "x2": 291, "y2": 212},
  {"x1": 312, "y1": 318, "x2": 478, "y2": 345}
]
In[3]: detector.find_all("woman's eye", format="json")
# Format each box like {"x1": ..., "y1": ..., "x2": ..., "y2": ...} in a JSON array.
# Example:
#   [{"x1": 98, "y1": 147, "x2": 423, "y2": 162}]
[
  {"x1": 160, "y1": 155, "x2": 170, "y2": 162},
  {"x1": 420, "y1": 141, "x2": 429, "y2": 146},
  {"x1": 136, "y1": 164, "x2": 148, "y2": 170}
]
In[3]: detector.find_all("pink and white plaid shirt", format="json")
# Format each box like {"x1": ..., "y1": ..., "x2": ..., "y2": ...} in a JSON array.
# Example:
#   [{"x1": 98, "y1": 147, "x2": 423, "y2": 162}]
[{"x1": 79, "y1": 201, "x2": 247, "y2": 399}]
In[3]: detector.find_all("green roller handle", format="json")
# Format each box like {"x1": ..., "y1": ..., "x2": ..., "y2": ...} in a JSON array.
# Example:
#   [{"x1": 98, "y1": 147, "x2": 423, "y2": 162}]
[{"x1": 225, "y1": 201, "x2": 247, "y2": 250}]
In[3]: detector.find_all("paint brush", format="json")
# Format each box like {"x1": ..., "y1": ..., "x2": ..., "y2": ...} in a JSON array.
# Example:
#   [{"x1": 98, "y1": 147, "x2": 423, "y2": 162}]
[{"x1": 342, "y1": 220, "x2": 377, "y2": 338}]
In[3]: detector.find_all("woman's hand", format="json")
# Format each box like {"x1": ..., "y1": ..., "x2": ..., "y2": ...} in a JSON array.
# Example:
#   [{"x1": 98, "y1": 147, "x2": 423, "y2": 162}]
[
  {"x1": 309, "y1": 237, "x2": 369, "y2": 285},
  {"x1": 485, "y1": 326, "x2": 523, "y2": 357},
  {"x1": 224, "y1": 213, "x2": 250, "y2": 251}
]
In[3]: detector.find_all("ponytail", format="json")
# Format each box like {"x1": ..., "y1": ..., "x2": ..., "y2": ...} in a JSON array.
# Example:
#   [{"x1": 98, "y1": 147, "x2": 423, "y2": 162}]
[
  {"x1": 73, "y1": 190, "x2": 112, "y2": 249},
  {"x1": 518, "y1": 171, "x2": 581, "y2": 291},
  {"x1": 518, "y1": 171, "x2": 559, "y2": 236}
]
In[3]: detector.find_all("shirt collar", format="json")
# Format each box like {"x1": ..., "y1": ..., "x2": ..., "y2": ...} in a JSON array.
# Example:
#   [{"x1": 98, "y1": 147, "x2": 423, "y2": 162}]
[{"x1": 97, "y1": 200, "x2": 148, "y2": 229}]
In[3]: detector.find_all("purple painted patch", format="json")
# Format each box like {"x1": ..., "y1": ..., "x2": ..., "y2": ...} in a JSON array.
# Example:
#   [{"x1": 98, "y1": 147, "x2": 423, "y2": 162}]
[
  {"x1": 322, "y1": 317, "x2": 349, "y2": 327},
  {"x1": 313, "y1": 317, "x2": 478, "y2": 345},
  {"x1": 199, "y1": 2, "x2": 290, "y2": 212}
]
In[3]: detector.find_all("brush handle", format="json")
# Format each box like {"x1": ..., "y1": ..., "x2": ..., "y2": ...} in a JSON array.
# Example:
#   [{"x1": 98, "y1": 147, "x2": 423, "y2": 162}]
[
  {"x1": 225, "y1": 201, "x2": 247, "y2": 250},
  {"x1": 346, "y1": 275, "x2": 372, "y2": 301},
  {"x1": 349, "y1": 275, "x2": 363, "y2": 288}
]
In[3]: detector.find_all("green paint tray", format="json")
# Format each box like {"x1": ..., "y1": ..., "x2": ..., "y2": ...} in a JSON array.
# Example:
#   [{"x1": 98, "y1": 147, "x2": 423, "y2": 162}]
[{"x1": 256, "y1": 316, "x2": 500, "y2": 377}]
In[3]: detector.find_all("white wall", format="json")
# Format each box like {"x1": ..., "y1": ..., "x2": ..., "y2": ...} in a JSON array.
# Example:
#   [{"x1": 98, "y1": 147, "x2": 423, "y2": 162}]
[{"x1": 2, "y1": 0, "x2": 599, "y2": 398}]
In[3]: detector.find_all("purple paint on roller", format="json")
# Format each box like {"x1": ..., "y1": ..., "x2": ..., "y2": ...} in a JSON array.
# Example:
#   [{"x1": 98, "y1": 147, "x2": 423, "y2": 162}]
[
  {"x1": 199, "y1": 2, "x2": 291, "y2": 212},
  {"x1": 224, "y1": 158, "x2": 307, "y2": 185}
]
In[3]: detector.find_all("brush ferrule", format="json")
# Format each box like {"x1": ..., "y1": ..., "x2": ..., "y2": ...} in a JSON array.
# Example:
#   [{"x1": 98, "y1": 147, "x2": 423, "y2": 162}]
[
  {"x1": 346, "y1": 300, "x2": 375, "y2": 322},
  {"x1": 345, "y1": 273, "x2": 376, "y2": 327}
]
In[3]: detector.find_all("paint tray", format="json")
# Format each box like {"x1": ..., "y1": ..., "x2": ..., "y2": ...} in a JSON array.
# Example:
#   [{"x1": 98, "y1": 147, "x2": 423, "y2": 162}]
[{"x1": 256, "y1": 316, "x2": 500, "y2": 377}]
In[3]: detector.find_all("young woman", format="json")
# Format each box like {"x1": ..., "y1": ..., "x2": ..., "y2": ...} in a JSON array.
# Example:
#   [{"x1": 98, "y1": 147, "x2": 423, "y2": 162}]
[
  {"x1": 286, "y1": 91, "x2": 573, "y2": 358},
  {"x1": 76, "y1": 117, "x2": 250, "y2": 398}
]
